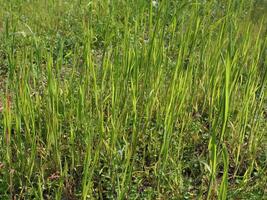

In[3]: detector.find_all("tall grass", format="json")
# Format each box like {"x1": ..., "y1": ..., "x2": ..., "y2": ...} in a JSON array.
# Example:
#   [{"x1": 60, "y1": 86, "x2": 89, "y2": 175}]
[{"x1": 0, "y1": 0, "x2": 266, "y2": 199}]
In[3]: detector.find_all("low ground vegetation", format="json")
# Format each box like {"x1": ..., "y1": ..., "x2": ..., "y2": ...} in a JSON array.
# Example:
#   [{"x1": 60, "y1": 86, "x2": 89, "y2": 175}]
[{"x1": 0, "y1": 0, "x2": 266, "y2": 199}]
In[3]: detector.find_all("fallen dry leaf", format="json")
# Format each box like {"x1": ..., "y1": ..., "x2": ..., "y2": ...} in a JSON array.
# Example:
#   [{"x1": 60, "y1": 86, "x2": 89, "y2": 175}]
[
  {"x1": 0, "y1": 95, "x2": 12, "y2": 113},
  {"x1": 48, "y1": 171, "x2": 60, "y2": 180},
  {"x1": 0, "y1": 101, "x2": 3, "y2": 112},
  {"x1": 0, "y1": 162, "x2": 4, "y2": 170}
]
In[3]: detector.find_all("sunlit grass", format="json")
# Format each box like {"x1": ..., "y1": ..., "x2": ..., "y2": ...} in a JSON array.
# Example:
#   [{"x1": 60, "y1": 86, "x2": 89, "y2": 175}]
[{"x1": 0, "y1": 0, "x2": 266, "y2": 199}]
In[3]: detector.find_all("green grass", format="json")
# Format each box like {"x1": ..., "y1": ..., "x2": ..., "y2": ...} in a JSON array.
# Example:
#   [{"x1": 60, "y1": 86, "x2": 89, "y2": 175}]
[{"x1": 0, "y1": 0, "x2": 266, "y2": 199}]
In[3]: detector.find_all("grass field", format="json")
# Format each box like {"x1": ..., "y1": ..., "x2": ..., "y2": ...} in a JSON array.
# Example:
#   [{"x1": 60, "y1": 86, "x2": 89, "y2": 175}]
[{"x1": 0, "y1": 0, "x2": 267, "y2": 199}]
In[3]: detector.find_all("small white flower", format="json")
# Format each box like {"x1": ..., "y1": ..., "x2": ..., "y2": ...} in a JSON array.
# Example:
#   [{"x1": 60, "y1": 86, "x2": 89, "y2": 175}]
[
  {"x1": 118, "y1": 149, "x2": 123, "y2": 157},
  {"x1": 152, "y1": 0, "x2": 158, "y2": 8}
]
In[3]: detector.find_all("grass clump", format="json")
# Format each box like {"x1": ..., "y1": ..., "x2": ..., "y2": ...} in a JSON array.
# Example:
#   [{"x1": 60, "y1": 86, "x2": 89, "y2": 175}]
[{"x1": 0, "y1": 0, "x2": 266, "y2": 199}]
